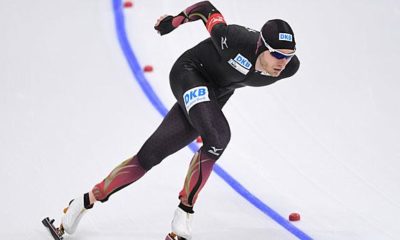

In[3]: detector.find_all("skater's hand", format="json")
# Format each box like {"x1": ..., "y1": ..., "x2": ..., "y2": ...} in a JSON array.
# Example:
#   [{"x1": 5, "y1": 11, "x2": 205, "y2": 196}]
[
  {"x1": 155, "y1": 15, "x2": 169, "y2": 28},
  {"x1": 154, "y1": 15, "x2": 175, "y2": 35}
]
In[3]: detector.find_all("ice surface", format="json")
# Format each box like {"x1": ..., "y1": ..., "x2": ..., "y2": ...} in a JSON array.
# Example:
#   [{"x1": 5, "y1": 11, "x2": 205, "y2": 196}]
[{"x1": 1, "y1": 0, "x2": 399, "y2": 239}]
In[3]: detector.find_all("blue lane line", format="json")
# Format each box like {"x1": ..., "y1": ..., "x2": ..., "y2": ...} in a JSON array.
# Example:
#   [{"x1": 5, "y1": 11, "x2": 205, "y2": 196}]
[{"x1": 112, "y1": 1, "x2": 313, "y2": 239}]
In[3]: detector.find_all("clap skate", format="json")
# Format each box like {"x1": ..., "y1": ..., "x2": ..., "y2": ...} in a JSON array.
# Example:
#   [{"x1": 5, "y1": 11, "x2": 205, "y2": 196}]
[
  {"x1": 43, "y1": 194, "x2": 91, "y2": 240},
  {"x1": 165, "y1": 232, "x2": 188, "y2": 240},
  {"x1": 164, "y1": 207, "x2": 193, "y2": 240},
  {"x1": 42, "y1": 217, "x2": 65, "y2": 240}
]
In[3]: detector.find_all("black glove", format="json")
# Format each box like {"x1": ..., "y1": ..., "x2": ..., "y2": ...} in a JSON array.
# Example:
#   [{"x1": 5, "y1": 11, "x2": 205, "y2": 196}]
[{"x1": 154, "y1": 15, "x2": 176, "y2": 36}]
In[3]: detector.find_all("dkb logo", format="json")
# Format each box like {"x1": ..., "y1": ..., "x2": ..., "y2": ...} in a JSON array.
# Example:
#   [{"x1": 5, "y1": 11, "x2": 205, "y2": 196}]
[
  {"x1": 183, "y1": 86, "x2": 210, "y2": 112},
  {"x1": 234, "y1": 54, "x2": 252, "y2": 70},
  {"x1": 279, "y1": 33, "x2": 293, "y2": 42}
]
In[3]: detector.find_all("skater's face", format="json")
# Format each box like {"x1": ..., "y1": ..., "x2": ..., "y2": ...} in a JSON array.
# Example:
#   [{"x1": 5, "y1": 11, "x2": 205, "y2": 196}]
[{"x1": 258, "y1": 49, "x2": 294, "y2": 77}]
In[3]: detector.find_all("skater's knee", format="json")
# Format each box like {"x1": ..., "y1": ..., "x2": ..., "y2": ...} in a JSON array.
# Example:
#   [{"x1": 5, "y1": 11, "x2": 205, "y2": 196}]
[
  {"x1": 202, "y1": 126, "x2": 231, "y2": 159},
  {"x1": 136, "y1": 152, "x2": 163, "y2": 171}
]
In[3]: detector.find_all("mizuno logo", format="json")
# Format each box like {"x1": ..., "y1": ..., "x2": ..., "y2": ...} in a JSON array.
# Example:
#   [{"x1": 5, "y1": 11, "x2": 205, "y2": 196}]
[
  {"x1": 221, "y1": 36, "x2": 228, "y2": 50},
  {"x1": 208, "y1": 146, "x2": 223, "y2": 156}
]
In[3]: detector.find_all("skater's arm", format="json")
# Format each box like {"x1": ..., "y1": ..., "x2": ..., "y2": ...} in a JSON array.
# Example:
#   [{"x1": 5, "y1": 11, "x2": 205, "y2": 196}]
[{"x1": 154, "y1": 1, "x2": 226, "y2": 36}]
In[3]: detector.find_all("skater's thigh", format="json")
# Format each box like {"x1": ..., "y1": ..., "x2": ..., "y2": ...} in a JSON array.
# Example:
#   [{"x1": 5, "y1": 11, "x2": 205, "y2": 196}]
[
  {"x1": 169, "y1": 55, "x2": 217, "y2": 110},
  {"x1": 170, "y1": 61, "x2": 229, "y2": 140},
  {"x1": 137, "y1": 103, "x2": 198, "y2": 170}
]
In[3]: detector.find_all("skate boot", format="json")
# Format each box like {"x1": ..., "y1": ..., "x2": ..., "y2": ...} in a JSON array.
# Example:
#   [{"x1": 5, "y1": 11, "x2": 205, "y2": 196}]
[
  {"x1": 166, "y1": 207, "x2": 194, "y2": 240},
  {"x1": 61, "y1": 193, "x2": 93, "y2": 234}
]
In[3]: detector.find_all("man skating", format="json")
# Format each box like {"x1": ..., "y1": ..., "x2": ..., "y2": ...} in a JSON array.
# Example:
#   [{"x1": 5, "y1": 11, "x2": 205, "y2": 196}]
[{"x1": 43, "y1": 1, "x2": 299, "y2": 239}]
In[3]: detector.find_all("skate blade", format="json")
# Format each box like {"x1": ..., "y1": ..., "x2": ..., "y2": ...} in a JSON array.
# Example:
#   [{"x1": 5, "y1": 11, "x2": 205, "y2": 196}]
[
  {"x1": 165, "y1": 232, "x2": 187, "y2": 240},
  {"x1": 42, "y1": 217, "x2": 64, "y2": 240}
]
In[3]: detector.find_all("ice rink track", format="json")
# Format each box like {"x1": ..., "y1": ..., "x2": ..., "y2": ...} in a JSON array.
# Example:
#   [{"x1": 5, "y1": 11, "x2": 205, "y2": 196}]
[{"x1": 1, "y1": 0, "x2": 400, "y2": 239}]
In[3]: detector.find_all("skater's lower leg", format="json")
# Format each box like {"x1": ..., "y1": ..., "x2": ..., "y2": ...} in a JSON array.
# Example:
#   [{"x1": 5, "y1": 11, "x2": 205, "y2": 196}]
[
  {"x1": 91, "y1": 155, "x2": 147, "y2": 202},
  {"x1": 170, "y1": 149, "x2": 219, "y2": 239},
  {"x1": 178, "y1": 149, "x2": 218, "y2": 212},
  {"x1": 170, "y1": 100, "x2": 231, "y2": 238},
  {"x1": 176, "y1": 101, "x2": 231, "y2": 212},
  {"x1": 61, "y1": 155, "x2": 148, "y2": 234},
  {"x1": 73, "y1": 155, "x2": 146, "y2": 207}
]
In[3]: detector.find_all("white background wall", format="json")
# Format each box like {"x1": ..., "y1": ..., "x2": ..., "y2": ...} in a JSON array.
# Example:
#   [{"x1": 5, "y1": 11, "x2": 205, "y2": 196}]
[{"x1": 1, "y1": 0, "x2": 399, "y2": 239}]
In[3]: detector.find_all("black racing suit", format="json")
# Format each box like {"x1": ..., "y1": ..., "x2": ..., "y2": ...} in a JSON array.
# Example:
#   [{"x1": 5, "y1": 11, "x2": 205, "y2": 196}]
[
  {"x1": 91, "y1": 1, "x2": 301, "y2": 214},
  {"x1": 135, "y1": 1, "x2": 300, "y2": 210}
]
